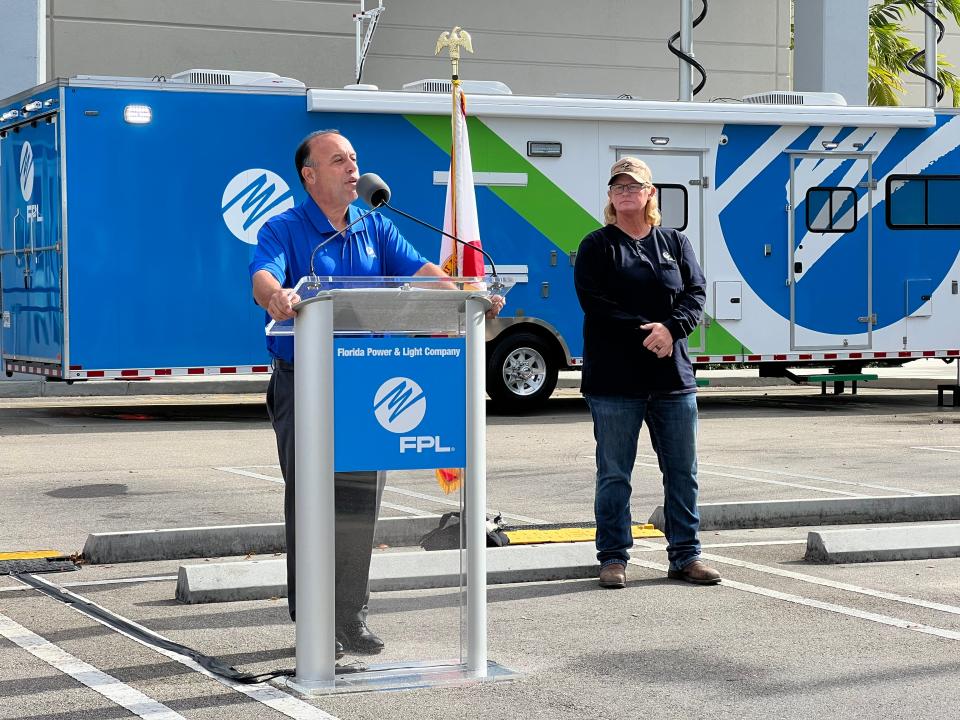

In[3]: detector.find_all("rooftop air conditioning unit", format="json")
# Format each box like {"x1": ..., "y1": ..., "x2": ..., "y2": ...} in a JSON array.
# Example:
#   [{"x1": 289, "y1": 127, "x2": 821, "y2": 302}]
[
  {"x1": 741, "y1": 91, "x2": 846, "y2": 106},
  {"x1": 402, "y1": 79, "x2": 512, "y2": 95},
  {"x1": 169, "y1": 70, "x2": 305, "y2": 88}
]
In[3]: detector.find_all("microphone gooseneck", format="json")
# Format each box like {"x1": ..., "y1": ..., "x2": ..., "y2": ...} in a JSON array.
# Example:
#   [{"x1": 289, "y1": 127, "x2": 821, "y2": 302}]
[
  {"x1": 347, "y1": 172, "x2": 502, "y2": 289},
  {"x1": 379, "y1": 200, "x2": 499, "y2": 280}
]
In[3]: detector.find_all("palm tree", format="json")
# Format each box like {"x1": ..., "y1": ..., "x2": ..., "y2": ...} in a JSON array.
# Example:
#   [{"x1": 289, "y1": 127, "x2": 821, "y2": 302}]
[{"x1": 869, "y1": 0, "x2": 960, "y2": 106}]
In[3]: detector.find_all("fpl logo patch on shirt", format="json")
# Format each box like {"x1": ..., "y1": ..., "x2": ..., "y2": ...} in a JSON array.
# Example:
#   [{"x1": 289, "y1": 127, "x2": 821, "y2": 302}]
[{"x1": 221, "y1": 169, "x2": 294, "y2": 245}]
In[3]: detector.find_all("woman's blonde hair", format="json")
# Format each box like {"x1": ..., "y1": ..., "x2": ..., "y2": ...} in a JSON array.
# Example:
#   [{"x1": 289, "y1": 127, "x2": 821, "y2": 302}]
[{"x1": 603, "y1": 157, "x2": 661, "y2": 227}]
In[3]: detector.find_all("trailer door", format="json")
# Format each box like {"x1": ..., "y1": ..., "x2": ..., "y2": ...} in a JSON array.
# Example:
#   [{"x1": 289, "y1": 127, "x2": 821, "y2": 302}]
[
  {"x1": 0, "y1": 113, "x2": 64, "y2": 373},
  {"x1": 615, "y1": 149, "x2": 705, "y2": 352},
  {"x1": 788, "y1": 150, "x2": 873, "y2": 351}
]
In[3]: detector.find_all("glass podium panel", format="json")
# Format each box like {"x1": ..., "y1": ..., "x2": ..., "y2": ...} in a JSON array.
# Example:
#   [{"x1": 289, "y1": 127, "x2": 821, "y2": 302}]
[
  {"x1": 335, "y1": 469, "x2": 467, "y2": 680},
  {"x1": 268, "y1": 276, "x2": 513, "y2": 689}
]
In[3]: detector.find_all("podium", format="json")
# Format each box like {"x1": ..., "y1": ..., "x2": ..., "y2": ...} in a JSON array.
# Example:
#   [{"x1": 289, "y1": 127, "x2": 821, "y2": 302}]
[{"x1": 267, "y1": 275, "x2": 515, "y2": 694}]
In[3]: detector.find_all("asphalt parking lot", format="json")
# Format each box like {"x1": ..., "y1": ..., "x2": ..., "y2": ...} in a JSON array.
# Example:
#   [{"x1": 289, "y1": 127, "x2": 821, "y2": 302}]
[{"x1": 1, "y1": 383, "x2": 959, "y2": 719}]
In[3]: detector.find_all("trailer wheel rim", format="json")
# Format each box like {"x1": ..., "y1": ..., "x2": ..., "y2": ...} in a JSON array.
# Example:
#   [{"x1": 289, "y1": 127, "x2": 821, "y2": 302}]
[{"x1": 502, "y1": 346, "x2": 547, "y2": 397}]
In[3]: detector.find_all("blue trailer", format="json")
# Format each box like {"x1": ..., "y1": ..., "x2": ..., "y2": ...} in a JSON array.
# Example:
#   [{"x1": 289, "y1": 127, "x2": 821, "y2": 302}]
[{"x1": 2, "y1": 73, "x2": 959, "y2": 410}]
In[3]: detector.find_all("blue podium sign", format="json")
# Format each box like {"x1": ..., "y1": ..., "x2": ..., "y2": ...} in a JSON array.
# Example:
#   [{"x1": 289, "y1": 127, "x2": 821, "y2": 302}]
[{"x1": 333, "y1": 337, "x2": 467, "y2": 471}]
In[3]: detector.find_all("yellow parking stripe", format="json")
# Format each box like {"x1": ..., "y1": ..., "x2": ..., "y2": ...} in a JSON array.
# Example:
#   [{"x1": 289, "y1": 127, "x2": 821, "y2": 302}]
[
  {"x1": 506, "y1": 524, "x2": 663, "y2": 545},
  {"x1": 0, "y1": 551, "x2": 62, "y2": 561}
]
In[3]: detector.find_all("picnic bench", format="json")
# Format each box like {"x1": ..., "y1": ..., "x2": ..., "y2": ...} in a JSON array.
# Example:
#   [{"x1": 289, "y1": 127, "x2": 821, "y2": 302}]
[{"x1": 795, "y1": 373, "x2": 878, "y2": 395}]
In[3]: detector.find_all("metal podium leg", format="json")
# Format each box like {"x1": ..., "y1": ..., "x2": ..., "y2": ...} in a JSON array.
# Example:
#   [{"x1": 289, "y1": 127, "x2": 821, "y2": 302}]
[
  {"x1": 465, "y1": 298, "x2": 487, "y2": 676},
  {"x1": 294, "y1": 297, "x2": 335, "y2": 687}
]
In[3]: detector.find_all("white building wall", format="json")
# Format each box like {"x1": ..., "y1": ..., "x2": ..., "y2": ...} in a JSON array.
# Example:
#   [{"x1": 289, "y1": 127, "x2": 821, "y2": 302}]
[
  {"x1": 42, "y1": 0, "x2": 792, "y2": 100},
  {"x1": 0, "y1": 0, "x2": 46, "y2": 99},
  {"x1": 17, "y1": 2, "x2": 960, "y2": 106}
]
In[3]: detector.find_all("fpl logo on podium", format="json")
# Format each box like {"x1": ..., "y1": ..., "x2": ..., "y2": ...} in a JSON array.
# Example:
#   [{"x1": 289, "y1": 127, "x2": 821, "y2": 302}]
[{"x1": 373, "y1": 377, "x2": 453, "y2": 454}]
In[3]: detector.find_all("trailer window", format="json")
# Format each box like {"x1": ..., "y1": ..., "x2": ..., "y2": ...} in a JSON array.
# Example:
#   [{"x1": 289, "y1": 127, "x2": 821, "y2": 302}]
[
  {"x1": 805, "y1": 187, "x2": 857, "y2": 233},
  {"x1": 654, "y1": 183, "x2": 687, "y2": 231},
  {"x1": 887, "y1": 174, "x2": 960, "y2": 229}
]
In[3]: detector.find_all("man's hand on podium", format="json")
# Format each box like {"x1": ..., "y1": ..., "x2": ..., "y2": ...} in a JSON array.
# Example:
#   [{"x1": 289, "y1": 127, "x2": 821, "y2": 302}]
[
  {"x1": 487, "y1": 294, "x2": 506, "y2": 320},
  {"x1": 267, "y1": 288, "x2": 301, "y2": 322}
]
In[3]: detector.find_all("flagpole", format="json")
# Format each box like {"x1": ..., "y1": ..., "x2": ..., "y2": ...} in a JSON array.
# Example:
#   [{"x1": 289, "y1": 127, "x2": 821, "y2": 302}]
[
  {"x1": 435, "y1": 25, "x2": 485, "y2": 676},
  {"x1": 450, "y1": 77, "x2": 459, "y2": 275}
]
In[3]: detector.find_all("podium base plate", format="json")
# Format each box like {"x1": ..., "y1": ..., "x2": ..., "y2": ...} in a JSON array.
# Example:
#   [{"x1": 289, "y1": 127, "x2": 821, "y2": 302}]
[{"x1": 281, "y1": 659, "x2": 518, "y2": 696}]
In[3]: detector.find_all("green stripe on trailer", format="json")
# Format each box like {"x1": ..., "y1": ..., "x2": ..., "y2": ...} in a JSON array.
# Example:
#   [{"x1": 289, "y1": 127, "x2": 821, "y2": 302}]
[
  {"x1": 405, "y1": 115, "x2": 599, "y2": 253},
  {"x1": 691, "y1": 316, "x2": 753, "y2": 356},
  {"x1": 407, "y1": 113, "x2": 755, "y2": 361}
]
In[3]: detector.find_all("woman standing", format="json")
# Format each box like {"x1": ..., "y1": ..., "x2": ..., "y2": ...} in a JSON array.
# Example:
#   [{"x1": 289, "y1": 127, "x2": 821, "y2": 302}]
[{"x1": 574, "y1": 157, "x2": 720, "y2": 589}]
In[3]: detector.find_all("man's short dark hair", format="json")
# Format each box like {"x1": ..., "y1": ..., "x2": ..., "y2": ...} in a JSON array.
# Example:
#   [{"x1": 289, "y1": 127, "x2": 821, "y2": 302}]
[{"x1": 295, "y1": 129, "x2": 341, "y2": 188}]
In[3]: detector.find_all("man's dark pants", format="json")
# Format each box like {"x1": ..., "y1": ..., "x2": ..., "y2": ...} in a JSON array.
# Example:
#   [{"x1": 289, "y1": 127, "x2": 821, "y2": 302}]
[{"x1": 266, "y1": 364, "x2": 385, "y2": 626}]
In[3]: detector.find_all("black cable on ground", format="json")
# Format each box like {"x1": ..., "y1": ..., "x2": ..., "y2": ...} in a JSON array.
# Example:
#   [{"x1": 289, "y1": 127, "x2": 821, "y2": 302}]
[
  {"x1": 16, "y1": 574, "x2": 365, "y2": 683},
  {"x1": 667, "y1": 0, "x2": 709, "y2": 97},
  {"x1": 905, "y1": 0, "x2": 946, "y2": 102}
]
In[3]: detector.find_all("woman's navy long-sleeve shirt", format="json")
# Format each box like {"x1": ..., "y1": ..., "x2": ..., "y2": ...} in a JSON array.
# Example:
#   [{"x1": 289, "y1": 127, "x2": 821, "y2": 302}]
[{"x1": 574, "y1": 224, "x2": 706, "y2": 397}]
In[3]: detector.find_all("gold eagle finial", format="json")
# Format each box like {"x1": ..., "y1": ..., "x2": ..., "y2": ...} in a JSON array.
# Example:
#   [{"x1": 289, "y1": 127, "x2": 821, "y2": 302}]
[{"x1": 435, "y1": 26, "x2": 473, "y2": 77}]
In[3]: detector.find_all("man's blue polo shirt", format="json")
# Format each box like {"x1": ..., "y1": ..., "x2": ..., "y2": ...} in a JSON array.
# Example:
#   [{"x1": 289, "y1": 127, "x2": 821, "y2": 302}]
[{"x1": 250, "y1": 196, "x2": 429, "y2": 363}]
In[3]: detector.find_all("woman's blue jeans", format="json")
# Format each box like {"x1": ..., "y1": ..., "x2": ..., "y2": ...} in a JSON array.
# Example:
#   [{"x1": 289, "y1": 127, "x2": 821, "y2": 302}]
[{"x1": 586, "y1": 392, "x2": 701, "y2": 572}]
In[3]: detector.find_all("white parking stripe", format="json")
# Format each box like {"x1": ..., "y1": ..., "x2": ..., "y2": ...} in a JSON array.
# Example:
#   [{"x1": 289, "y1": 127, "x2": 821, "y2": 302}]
[
  {"x1": 700, "y1": 540, "x2": 807, "y2": 549},
  {"x1": 699, "y1": 552, "x2": 960, "y2": 616},
  {"x1": 20, "y1": 576, "x2": 339, "y2": 720},
  {"x1": 635, "y1": 462, "x2": 865, "y2": 497},
  {"x1": 380, "y1": 500, "x2": 435, "y2": 516},
  {"x1": 218, "y1": 464, "x2": 549, "y2": 524},
  {"x1": 0, "y1": 575, "x2": 178, "y2": 593},
  {"x1": 0, "y1": 612, "x2": 187, "y2": 720},
  {"x1": 382, "y1": 486, "x2": 549, "y2": 524},
  {"x1": 637, "y1": 453, "x2": 927, "y2": 496},
  {"x1": 911, "y1": 446, "x2": 960, "y2": 455},
  {"x1": 581, "y1": 453, "x2": 919, "y2": 496},
  {"x1": 721, "y1": 577, "x2": 960, "y2": 641},
  {"x1": 216, "y1": 467, "x2": 549, "y2": 525},
  {"x1": 217, "y1": 466, "x2": 283, "y2": 483},
  {"x1": 627, "y1": 558, "x2": 960, "y2": 641}
]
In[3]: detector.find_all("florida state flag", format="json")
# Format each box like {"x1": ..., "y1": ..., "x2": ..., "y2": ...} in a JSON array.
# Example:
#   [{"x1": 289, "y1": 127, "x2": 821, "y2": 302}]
[{"x1": 436, "y1": 82, "x2": 485, "y2": 494}]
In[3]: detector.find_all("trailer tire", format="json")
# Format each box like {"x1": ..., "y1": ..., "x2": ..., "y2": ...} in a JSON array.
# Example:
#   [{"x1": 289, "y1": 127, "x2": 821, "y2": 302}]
[{"x1": 487, "y1": 332, "x2": 559, "y2": 413}]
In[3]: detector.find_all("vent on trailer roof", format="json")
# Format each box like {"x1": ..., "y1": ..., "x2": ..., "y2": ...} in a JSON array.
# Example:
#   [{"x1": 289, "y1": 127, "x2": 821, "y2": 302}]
[
  {"x1": 741, "y1": 90, "x2": 846, "y2": 106},
  {"x1": 402, "y1": 79, "x2": 512, "y2": 95},
  {"x1": 169, "y1": 69, "x2": 305, "y2": 87}
]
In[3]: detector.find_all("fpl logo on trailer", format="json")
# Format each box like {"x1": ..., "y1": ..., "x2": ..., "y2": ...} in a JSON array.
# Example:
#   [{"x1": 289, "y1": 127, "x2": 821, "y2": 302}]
[
  {"x1": 19, "y1": 142, "x2": 34, "y2": 202},
  {"x1": 221, "y1": 169, "x2": 294, "y2": 244},
  {"x1": 373, "y1": 377, "x2": 453, "y2": 454}
]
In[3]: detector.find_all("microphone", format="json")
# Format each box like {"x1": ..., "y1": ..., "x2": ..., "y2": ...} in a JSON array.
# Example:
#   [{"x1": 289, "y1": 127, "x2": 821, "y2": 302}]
[
  {"x1": 357, "y1": 174, "x2": 501, "y2": 281},
  {"x1": 357, "y1": 173, "x2": 391, "y2": 208}
]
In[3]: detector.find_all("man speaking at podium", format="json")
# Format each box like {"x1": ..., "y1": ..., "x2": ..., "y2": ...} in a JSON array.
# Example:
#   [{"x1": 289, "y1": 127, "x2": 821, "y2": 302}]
[{"x1": 250, "y1": 130, "x2": 501, "y2": 658}]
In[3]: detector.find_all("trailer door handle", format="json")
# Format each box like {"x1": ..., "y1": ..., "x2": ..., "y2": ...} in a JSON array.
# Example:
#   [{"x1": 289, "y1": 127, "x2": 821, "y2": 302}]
[{"x1": 794, "y1": 261, "x2": 803, "y2": 274}]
